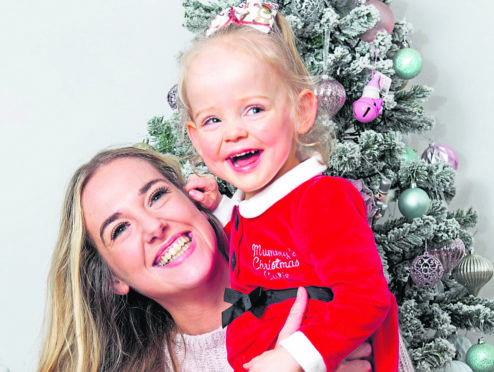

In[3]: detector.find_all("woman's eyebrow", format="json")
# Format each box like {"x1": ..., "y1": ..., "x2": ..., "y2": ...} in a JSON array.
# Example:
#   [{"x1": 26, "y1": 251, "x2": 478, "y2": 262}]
[
  {"x1": 100, "y1": 212, "x2": 122, "y2": 243},
  {"x1": 139, "y1": 178, "x2": 164, "y2": 195}
]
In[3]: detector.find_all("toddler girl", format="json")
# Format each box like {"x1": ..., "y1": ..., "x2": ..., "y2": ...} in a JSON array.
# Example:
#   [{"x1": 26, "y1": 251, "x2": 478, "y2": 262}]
[{"x1": 179, "y1": 2, "x2": 399, "y2": 371}]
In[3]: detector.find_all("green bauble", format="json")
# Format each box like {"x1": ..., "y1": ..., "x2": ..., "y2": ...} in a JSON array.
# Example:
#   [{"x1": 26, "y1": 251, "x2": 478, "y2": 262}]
[
  {"x1": 466, "y1": 340, "x2": 494, "y2": 372},
  {"x1": 402, "y1": 146, "x2": 419, "y2": 163},
  {"x1": 394, "y1": 47, "x2": 423, "y2": 79},
  {"x1": 398, "y1": 186, "x2": 431, "y2": 219}
]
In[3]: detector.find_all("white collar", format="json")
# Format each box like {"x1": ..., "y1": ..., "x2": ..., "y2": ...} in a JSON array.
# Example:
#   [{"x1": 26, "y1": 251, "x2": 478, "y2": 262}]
[{"x1": 233, "y1": 156, "x2": 327, "y2": 218}]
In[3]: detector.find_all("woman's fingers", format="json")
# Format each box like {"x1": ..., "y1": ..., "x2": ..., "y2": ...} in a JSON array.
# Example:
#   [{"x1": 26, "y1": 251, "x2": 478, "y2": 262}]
[
  {"x1": 334, "y1": 359, "x2": 372, "y2": 372},
  {"x1": 276, "y1": 287, "x2": 308, "y2": 345},
  {"x1": 345, "y1": 341, "x2": 372, "y2": 360}
]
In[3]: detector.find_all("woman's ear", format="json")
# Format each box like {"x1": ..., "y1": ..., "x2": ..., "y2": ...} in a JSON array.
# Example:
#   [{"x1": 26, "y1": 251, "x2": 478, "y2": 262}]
[
  {"x1": 110, "y1": 276, "x2": 130, "y2": 295},
  {"x1": 296, "y1": 89, "x2": 318, "y2": 135},
  {"x1": 187, "y1": 120, "x2": 204, "y2": 158}
]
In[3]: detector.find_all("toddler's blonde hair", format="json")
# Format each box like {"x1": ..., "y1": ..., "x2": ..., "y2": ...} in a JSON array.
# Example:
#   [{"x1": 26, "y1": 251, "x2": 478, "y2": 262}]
[{"x1": 178, "y1": 12, "x2": 333, "y2": 164}]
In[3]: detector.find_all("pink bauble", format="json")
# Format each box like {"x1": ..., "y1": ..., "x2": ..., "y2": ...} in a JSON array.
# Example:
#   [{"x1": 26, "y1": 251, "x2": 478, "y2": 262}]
[
  {"x1": 421, "y1": 143, "x2": 459, "y2": 170},
  {"x1": 353, "y1": 97, "x2": 383, "y2": 122},
  {"x1": 360, "y1": 0, "x2": 395, "y2": 42}
]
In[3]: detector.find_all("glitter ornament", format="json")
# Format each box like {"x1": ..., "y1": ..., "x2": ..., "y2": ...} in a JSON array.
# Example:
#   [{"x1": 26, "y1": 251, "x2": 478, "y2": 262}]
[
  {"x1": 360, "y1": 0, "x2": 395, "y2": 42},
  {"x1": 410, "y1": 251, "x2": 444, "y2": 287},
  {"x1": 428, "y1": 238, "x2": 466, "y2": 275},
  {"x1": 421, "y1": 143, "x2": 459, "y2": 170},
  {"x1": 453, "y1": 254, "x2": 494, "y2": 296},
  {"x1": 167, "y1": 84, "x2": 178, "y2": 109},
  {"x1": 315, "y1": 75, "x2": 346, "y2": 118},
  {"x1": 466, "y1": 339, "x2": 494, "y2": 372},
  {"x1": 436, "y1": 361, "x2": 473, "y2": 372},
  {"x1": 393, "y1": 47, "x2": 423, "y2": 79},
  {"x1": 398, "y1": 185, "x2": 431, "y2": 219}
]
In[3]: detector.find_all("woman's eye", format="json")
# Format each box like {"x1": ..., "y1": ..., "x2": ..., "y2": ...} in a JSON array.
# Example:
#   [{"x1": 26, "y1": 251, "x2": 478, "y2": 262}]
[
  {"x1": 203, "y1": 117, "x2": 221, "y2": 126},
  {"x1": 149, "y1": 187, "x2": 169, "y2": 205},
  {"x1": 111, "y1": 222, "x2": 129, "y2": 241},
  {"x1": 246, "y1": 106, "x2": 264, "y2": 115}
]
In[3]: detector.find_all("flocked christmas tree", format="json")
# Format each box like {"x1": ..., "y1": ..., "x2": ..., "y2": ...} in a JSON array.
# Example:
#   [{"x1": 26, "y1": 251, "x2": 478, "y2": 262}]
[{"x1": 146, "y1": 1, "x2": 494, "y2": 370}]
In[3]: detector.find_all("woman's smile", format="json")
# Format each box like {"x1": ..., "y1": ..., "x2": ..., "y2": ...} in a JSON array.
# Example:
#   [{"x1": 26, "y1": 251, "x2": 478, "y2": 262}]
[{"x1": 153, "y1": 231, "x2": 194, "y2": 267}]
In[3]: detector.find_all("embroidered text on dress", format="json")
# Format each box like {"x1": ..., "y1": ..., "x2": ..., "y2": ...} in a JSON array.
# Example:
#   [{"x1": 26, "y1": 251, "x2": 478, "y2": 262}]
[{"x1": 251, "y1": 244, "x2": 300, "y2": 279}]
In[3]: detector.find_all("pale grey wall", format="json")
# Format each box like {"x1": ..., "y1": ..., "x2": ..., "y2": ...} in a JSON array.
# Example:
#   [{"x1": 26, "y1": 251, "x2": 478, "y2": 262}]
[
  {"x1": 0, "y1": 1, "x2": 190, "y2": 370},
  {"x1": 0, "y1": 1, "x2": 493, "y2": 370},
  {"x1": 394, "y1": 0, "x2": 494, "y2": 346}
]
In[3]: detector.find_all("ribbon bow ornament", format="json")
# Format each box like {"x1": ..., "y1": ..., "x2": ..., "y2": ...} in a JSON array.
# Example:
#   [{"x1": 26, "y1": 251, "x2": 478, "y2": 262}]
[{"x1": 206, "y1": 1, "x2": 279, "y2": 37}]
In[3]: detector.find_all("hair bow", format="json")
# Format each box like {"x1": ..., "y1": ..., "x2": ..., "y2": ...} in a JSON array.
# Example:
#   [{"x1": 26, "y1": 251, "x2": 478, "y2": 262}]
[{"x1": 206, "y1": 1, "x2": 279, "y2": 37}]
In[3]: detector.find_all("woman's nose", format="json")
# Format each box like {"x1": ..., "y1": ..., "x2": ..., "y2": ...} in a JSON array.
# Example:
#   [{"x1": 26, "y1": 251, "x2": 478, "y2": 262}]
[
  {"x1": 224, "y1": 121, "x2": 248, "y2": 142},
  {"x1": 141, "y1": 213, "x2": 167, "y2": 244}
]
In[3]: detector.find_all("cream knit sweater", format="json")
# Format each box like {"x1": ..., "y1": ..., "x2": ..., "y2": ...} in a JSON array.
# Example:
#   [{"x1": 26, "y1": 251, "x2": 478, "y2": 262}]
[{"x1": 164, "y1": 326, "x2": 414, "y2": 372}]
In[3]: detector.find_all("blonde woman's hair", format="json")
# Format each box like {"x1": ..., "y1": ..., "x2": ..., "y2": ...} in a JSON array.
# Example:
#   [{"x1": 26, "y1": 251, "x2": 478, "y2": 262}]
[
  {"x1": 38, "y1": 146, "x2": 228, "y2": 372},
  {"x1": 178, "y1": 12, "x2": 333, "y2": 164}
]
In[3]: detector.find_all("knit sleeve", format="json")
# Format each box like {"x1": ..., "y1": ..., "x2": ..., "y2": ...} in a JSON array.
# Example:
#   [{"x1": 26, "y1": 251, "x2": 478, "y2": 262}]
[{"x1": 398, "y1": 333, "x2": 415, "y2": 372}]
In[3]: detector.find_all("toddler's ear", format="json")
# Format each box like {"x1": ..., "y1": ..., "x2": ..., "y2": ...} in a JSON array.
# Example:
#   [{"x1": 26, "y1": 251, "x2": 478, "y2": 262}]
[
  {"x1": 110, "y1": 276, "x2": 130, "y2": 295},
  {"x1": 296, "y1": 89, "x2": 318, "y2": 135},
  {"x1": 187, "y1": 120, "x2": 204, "y2": 158}
]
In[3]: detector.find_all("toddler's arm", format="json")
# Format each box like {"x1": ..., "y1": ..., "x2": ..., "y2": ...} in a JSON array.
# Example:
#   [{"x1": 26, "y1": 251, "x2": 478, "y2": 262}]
[{"x1": 292, "y1": 177, "x2": 398, "y2": 371}]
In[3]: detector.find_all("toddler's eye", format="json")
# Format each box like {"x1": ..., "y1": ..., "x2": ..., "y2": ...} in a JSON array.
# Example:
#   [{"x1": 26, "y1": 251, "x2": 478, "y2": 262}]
[
  {"x1": 246, "y1": 106, "x2": 264, "y2": 115},
  {"x1": 149, "y1": 187, "x2": 170, "y2": 205},
  {"x1": 203, "y1": 117, "x2": 221, "y2": 126},
  {"x1": 111, "y1": 222, "x2": 130, "y2": 241}
]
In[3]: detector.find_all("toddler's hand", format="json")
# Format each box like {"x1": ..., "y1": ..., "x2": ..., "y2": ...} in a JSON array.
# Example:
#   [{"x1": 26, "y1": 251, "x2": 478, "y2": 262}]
[
  {"x1": 184, "y1": 173, "x2": 222, "y2": 211},
  {"x1": 243, "y1": 346, "x2": 302, "y2": 372}
]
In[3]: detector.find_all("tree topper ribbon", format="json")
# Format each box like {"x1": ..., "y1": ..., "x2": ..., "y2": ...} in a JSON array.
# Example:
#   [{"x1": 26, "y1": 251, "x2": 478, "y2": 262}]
[{"x1": 206, "y1": 1, "x2": 279, "y2": 37}]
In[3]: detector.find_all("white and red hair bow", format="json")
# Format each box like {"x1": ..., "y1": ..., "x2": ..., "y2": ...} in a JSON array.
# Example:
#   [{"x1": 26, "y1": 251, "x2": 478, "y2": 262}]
[{"x1": 206, "y1": 1, "x2": 279, "y2": 37}]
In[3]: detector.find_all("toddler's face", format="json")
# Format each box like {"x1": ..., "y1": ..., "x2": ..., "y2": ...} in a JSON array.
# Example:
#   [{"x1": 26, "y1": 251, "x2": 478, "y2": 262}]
[{"x1": 186, "y1": 44, "x2": 300, "y2": 199}]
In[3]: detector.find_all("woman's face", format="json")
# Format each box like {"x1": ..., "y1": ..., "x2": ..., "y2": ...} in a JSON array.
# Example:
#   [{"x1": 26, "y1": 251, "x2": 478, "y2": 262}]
[{"x1": 82, "y1": 157, "x2": 223, "y2": 305}]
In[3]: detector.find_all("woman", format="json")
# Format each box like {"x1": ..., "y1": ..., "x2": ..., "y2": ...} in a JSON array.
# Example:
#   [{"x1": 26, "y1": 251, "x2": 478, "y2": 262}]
[{"x1": 37, "y1": 146, "x2": 405, "y2": 371}]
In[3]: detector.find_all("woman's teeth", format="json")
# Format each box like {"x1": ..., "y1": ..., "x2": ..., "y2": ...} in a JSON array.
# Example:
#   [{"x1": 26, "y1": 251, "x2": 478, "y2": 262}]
[{"x1": 156, "y1": 235, "x2": 191, "y2": 267}]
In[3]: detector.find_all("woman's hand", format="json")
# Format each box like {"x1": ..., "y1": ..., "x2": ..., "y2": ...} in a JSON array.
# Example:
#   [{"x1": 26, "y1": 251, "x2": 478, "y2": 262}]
[
  {"x1": 244, "y1": 287, "x2": 373, "y2": 372},
  {"x1": 184, "y1": 173, "x2": 222, "y2": 210},
  {"x1": 334, "y1": 342, "x2": 372, "y2": 372}
]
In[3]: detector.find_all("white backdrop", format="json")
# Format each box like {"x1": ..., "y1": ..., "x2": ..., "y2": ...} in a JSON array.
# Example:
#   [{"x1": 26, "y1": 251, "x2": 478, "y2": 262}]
[{"x1": 0, "y1": 1, "x2": 492, "y2": 370}]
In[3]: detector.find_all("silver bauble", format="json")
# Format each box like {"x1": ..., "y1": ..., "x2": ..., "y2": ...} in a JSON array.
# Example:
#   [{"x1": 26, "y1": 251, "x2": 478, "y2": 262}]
[
  {"x1": 315, "y1": 75, "x2": 346, "y2": 118},
  {"x1": 453, "y1": 254, "x2": 494, "y2": 296},
  {"x1": 167, "y1": 84, "x2": 178, "y2": 109},
  {"x1": 428, "y1": 238, "x2": 466, "y2": 274}
]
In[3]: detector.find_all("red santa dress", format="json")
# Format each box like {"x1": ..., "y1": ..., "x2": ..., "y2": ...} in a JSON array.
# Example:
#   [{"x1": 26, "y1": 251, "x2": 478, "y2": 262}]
[{"x1": 215, "y1": 156, "x2": 399, "y2": 372}]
